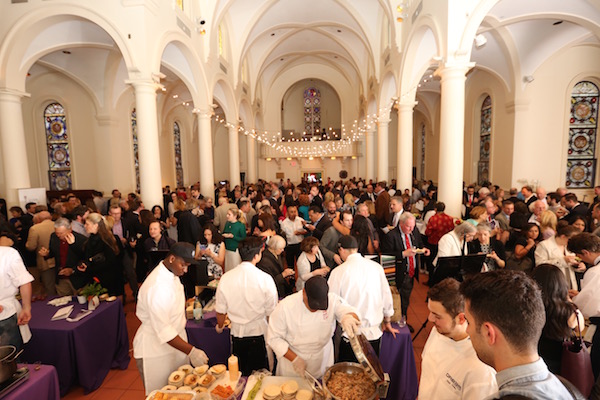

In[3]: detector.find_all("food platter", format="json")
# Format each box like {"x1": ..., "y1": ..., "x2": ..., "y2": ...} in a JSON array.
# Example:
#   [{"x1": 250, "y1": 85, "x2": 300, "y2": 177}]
[{"x1": 241, "y1": 376, "x2": 314, "y2": 400}]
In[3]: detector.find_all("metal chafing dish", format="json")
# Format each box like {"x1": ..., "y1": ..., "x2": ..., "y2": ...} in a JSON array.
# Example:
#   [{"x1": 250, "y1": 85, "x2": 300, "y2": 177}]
[{"x1": 322, "y1": 333, "x2": 390, "y2": 400}]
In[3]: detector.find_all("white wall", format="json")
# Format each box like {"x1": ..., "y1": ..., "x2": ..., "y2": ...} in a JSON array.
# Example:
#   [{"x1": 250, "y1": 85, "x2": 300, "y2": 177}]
[{"x1": 509, "y1": 44, "x2": 600, "y2": 196}]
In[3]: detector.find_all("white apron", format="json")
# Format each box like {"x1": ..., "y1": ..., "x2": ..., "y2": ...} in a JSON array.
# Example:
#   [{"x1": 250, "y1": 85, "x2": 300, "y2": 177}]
[
  {"x1": 276, "y1": 340, "x2": 334, "y2": 379},
  {"x1": 141, "y1": 349, "x2": 187, "y2": 394}
]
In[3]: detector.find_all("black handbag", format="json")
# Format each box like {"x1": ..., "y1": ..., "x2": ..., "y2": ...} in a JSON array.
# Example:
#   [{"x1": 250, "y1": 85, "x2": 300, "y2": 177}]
[{"x1": 560, "y1": 318, "x2": 594, "y2": 398}]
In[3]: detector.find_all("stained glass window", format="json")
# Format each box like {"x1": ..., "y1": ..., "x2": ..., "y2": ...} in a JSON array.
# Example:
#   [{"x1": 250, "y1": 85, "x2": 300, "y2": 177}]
[
  {"x1": 174, "y1": 121, "x2": 184, "y2": 188},
  {"x1": 303, "y1": 87, "x2": 321, "y2": 139},
  {"x1": 44, "y1": 103, "x2": 72, "y2": 190},
  {"x1": 131, "y1": 108, "x2": 140, "y2": 193},
  {"x1": 478, "y1": 95, "x2": 492, "y2": 184},
  {"x1": 566, "y1": 81, "x2": 598, "y2": 188}
]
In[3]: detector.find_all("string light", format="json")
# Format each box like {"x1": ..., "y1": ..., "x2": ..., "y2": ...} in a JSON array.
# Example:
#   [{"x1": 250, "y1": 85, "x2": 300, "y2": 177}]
[{"x1": 208, "y1": 99, "x2": 397, "y2": 158}]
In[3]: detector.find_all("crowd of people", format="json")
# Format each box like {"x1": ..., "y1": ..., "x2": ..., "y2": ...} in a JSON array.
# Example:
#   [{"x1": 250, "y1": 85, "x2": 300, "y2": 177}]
[{"x1": 3, "y1": 177, "x2": 600, "y2": 398}]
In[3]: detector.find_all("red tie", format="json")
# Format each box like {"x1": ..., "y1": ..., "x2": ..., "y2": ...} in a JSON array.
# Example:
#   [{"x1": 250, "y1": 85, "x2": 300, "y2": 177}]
[{"x1": 405, "y1": 234, "x2": 415, "y2": 278}]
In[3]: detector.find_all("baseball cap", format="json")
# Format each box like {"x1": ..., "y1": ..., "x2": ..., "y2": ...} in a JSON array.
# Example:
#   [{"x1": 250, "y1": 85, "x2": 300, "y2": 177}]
[
  {"x1": 169, "y1": 242, "x2": 199, "y2": 264},
  {"x1": 338, "y1": 235, "x2": 358, "y2": 250},
  {"x1": 305, "y1": 276, "x2": 329, "y2": 310}
]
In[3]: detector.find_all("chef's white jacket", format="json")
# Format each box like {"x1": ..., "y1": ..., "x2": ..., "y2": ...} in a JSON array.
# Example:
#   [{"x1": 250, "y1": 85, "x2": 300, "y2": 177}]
[
  {"x1": 419, "y1": 327, "x2": 497, "y2": 399},
  {"x1": 0, "y1": 246, "x2": 33, "y2": 342},
  {"x1": 215, "y1": 261, "x2": 278, "y2": 338},
  {"x1": 267, "y1": 291, "x2": 358, "y2": 378},
  {"x1": 133, "y1": 261, "x2": 188, "y2": 394},
  {"x1": 328, "y1": 252, "x2": 394, "y2": 340},
  {"x1": 574, "y1": 256, "x2": 600, "y2": 318}
]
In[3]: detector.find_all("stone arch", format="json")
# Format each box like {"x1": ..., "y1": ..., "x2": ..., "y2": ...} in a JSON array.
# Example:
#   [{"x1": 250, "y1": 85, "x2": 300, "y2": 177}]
[
  {"x1": 157, "y1": 34, "x2": 211, "y2": 111},
  {"x1": 398, "y1": 17, "x2": 442, "y2": 103},
  {"x1": 0, "y1": 7, "x2": 135, "y2": 92},
  {"x1": 379, "y1": 71, "x2": 397, "y2": 116},
  {"x1": 212, "y1": 77, "x2": 238, "y2": 123}
]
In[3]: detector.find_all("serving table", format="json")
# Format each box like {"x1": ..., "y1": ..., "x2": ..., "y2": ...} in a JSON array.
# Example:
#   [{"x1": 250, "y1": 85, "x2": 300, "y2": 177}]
[
  {"x1": 21, "y1": 298, "x2": 130, "y2": 396},
  {"x1": 187, "y1": 318, "x2": 417, "y2": 399},
  {"x1": 380, "y1": 323, "x2": 418, "y2": 400},
  {"x1": 185, "y1": 315, "x2": 231, "y2": 365},
  {"x1": 2, "y1": 364, "x2": 60, "y2": 400}
]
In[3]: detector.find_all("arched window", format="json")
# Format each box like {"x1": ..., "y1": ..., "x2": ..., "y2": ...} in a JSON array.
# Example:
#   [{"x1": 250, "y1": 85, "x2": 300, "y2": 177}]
[
  {"x1": 304, "y1": 87, "x2": 321, "y2": 138},
  {"x1": 174, "y1": 121, "x2": 184, "y2": 188},
  {"x1": 566, "y1": 81, "x2": 599, "y2": 188},
  {"x1": 131, "y1": 108, "x2": 140, "y2": 192},
  {"x1": 44, "y1": 102, "x2": 72, "y2": 190},
  {"x1": 478, "y1": 95, "x2": 492, "y2": 184}
]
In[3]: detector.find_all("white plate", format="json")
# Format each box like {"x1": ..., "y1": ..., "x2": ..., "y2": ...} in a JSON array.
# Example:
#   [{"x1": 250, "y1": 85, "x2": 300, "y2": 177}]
[{"x1": 241, "y1": 376, "x2": 313, "y2": 400}]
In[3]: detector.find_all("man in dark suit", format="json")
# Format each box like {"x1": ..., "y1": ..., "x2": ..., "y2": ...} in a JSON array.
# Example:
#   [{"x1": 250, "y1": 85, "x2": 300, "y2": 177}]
[
  {"x1": 562, "y1": 192, "x2": 589, "y2": 225},
  {"x1": 359, "y1": 184, "x2": 376, "y2": 204},
  {"x1": 39, "y1": 217, "x2": 87, "y2": 295},
  {"x1": 305, "y1": 206, "x2": 332, "y2": 240},
  {"x1": 387, "y1": 213, "x2": 430, "y2": 332}
]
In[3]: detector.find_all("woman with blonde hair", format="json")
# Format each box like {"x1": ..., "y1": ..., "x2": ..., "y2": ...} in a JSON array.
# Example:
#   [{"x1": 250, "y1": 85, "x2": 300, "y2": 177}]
[
  {"x1": 466, "y1": 206, "x2": 488, "y2": 226},
  {"x1": 323, "y1": 191, "x2": 335, "y2": 206},
  {"x1": 222, "y1": 208, "x2": 246, "y2": 271},
  {"x1": 539, "y1": 210, "x2": 558, "y2": 240}
]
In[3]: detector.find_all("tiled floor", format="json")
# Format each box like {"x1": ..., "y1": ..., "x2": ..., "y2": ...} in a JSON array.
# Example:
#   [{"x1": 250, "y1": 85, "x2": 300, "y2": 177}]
[{"x1": 61, "y1": 274, "x2": 433, "y2": 399}]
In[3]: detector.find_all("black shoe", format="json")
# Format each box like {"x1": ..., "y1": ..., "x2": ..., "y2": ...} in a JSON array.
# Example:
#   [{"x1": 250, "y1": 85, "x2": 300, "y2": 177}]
[{"x1": 407, "y1": 323, "x2": 414, "y2": 333}]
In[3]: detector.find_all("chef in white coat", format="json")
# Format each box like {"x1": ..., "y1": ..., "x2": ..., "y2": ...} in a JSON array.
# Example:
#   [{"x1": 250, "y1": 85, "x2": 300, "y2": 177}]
[
  {"x1": 267, "y1": 276, "x2": 360, "y2": 378},
  {"x1": 0, "y1": 246, "x2": 33, "y2": 352},
  {"x1": 133, "y1": 243, "x2": 209, "y2": 395}
]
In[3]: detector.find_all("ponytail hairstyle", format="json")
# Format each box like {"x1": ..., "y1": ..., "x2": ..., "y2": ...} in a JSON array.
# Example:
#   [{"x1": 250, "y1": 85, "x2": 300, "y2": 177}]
[{"x1": 86, "y1": 213, "x2": 119, "y2": 255}]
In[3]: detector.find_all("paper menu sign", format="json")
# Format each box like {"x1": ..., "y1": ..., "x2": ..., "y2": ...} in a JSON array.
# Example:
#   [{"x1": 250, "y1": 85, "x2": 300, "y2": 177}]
[
  {"x1": 66, "y1": 309, "x2": 93, "y2": 322},
  {"x1": 51, "y1": 305, "x2": 73, "y2": 321}
]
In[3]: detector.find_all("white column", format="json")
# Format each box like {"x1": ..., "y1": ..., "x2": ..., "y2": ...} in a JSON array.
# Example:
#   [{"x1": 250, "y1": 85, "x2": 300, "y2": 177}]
[
  {"x1": 365, "y1": 126, "x2": 376, "y2": 181},
  {"x1": 0, "y1": 89, "x2": 31, "y2": 207},
  {"x1": 197, "y1": 110, "x2": 215, "y2": 198},
  {"x1": 129, "y1": 80, "x2": 163, "y2": 208},
  {"x1": 228, "y1": 124, "x2": 241, "y2": 187},
  {"x1": 247, "y1": 134, "x2": 257, "y2": 184},
  {"x1": 377, "y1": 115, "x2": 390, "y2": 182},
  {"x1": 397, "y1": 101, "x2": 417, "y2": 194},
  {"x1": 437, "y1": 62, "x2": 474, "y2": 219}
]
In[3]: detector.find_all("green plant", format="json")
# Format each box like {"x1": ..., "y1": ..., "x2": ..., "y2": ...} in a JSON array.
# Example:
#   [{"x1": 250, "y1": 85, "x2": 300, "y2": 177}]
[{"x1": 79, "y1": 280, "x2": 107, "y2": 298}]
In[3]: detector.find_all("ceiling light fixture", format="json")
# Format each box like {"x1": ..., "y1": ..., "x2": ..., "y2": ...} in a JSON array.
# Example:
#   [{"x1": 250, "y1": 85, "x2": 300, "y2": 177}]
[
  {"x1": 553, "y1": 20, "x2": 563, "y2": 26},
  {"x1": 62, "y1": 50, "x2": 71, "y2": 55}
]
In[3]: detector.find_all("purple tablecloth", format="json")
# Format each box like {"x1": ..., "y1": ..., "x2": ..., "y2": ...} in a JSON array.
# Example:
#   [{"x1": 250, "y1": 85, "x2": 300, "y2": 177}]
[
  {"x1": 380, "y1": 323, "x2": 418, "y2": 400},
  {"x1": 3, "y1": 364, "x2": 60, "y2": 400},
  {"x1": 186, "y1": 317, "x2": 231, "y2": 365},
  {"x1": 187, "y1": 319, "x2": 417, "y2": 399},
  {"x1": 22, "y1": 299, "x2": 130, "y2": 396}
]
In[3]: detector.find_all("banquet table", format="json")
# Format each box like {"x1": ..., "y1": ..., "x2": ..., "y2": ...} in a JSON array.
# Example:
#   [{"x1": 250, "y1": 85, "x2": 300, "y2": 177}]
[
  {"x1": 185, "y1": 316, "x2": 231, "y2": 365},
  {"x1": 21, "y1": 299, "x2": 130, "y2": 396},
  {"x1": 3, "y1": 364, "x2": 60, "y2": 400},
  {"x1": 380, "y1": 323, "x2": 418, "y2": 400},
  {"x1": 187, "y1": 318, "x2": 417, "y2": 400}
]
